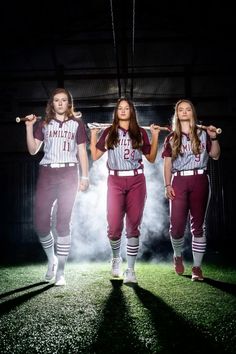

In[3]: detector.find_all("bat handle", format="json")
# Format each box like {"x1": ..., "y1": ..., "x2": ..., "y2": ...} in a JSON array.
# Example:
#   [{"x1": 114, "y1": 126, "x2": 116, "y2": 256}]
[
  {"x1": 16, "y1": 116, "x2": 42, "y2": 123},
  {"x1": 197, "y1": 124, "x2": 222, "y2": 135}
]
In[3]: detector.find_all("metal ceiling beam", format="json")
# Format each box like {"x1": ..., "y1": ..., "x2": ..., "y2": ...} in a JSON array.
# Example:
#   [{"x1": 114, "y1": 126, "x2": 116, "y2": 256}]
[{"x1": 0, "y1": 69, "x2": 233, "y2": 82}]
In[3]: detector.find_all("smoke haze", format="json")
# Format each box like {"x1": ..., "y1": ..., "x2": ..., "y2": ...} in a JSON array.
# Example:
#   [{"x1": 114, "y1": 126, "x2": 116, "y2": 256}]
[{"x1": 70, "y1": 148, "x2": 171, "y2": 262}]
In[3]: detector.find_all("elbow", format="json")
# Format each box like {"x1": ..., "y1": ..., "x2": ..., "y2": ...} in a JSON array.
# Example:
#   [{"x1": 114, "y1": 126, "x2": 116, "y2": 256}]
[
  {"x1": 90, "y1": 147, "x2": 101, "y2": 161},
  {"x1": 145, "y1": 150, "x2": 158, "y2": 163},
  {"x1": 212, "y1": 154, "x2": 220, "y2": 160},
  {"x1": 146, "y1": 156, "x2": 156, "y2": 163},
  {"x1": 29, "y1": 150, "x2": 37, "y2": 156},
  {"x1": 210, "y1": 150, "x2": 221, "y2": 160},
  {"x1": 91, "y1": 153, "x2": 98, "y2": 161}
]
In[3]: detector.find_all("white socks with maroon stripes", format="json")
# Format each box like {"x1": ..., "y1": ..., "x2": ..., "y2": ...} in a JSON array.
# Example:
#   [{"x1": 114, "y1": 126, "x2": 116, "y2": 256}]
[
  {"x1": 170, "y1": 236, "x2": 184, "y2": 257},
  {"x1": 56, "y1": 235, "x2": 71, "y2": 279},
  {"x1": 39, "y1": 233, "x2": 55, "y2": 266},
  {"x1": 126, "y1": 237, "x2": 139, "y2": 269},
  {"x1": 110, "y1": 239, "x2": 121, "y2": 258},
  {"x1": 192, "y1": 236, "x2": 207, "y2": 267}
]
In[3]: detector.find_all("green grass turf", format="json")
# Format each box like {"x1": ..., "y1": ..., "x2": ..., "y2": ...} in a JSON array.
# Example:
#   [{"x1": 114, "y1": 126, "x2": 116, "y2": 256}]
[{"x1": 0, "y1": 260, "x2": 235, "y2": 354}]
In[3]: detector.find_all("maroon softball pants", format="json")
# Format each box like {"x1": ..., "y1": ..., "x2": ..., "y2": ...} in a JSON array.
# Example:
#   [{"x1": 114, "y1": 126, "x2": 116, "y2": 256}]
[
  {"x1": 34, "y1": 165, "x2": 78, "y2": 237},
  {"x1": 169, "y1": 174, "x2": 210, "y2": 239},
  {"x1": 107, "y1": 173, "x2": 147, "y2": 240}
]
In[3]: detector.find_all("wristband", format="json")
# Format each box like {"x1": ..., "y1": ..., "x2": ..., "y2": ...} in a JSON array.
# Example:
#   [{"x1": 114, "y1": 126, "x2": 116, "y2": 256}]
[
  {"x1": 81, "y1": 176, "x2": 89, "y2": 180},
  {"x1": 210, "y1": 137, "x2": 218, "y2": 141},
  {"x1": 165, "y1": 184, "x2": 171, "y2": 188}
]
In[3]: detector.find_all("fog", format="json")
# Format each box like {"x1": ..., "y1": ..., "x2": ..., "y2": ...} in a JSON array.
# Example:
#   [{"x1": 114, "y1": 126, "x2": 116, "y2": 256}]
[{"x1": 70, "y1": 149, "x2": 171, "y2": 262}]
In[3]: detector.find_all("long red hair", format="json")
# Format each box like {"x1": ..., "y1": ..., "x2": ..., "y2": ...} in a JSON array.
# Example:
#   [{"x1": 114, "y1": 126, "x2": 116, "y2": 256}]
[{"x1": 44, "y1": 88, "x2": 76, "y2": 124}]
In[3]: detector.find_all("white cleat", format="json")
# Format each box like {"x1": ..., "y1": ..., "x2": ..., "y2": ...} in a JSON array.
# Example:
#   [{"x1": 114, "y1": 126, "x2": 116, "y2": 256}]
[
  {"x1": 55, "y1": 275, "x2": 66, "y2": 286},
  {"x1": 45, "y1": 256, "x2": 58, "y2": 282},
  {"x1": 111, "y1": 257, "x2": 122, "y2": 277},
  {"x1": 123, "y1": 268, "x2": 137, "y2": 284}
]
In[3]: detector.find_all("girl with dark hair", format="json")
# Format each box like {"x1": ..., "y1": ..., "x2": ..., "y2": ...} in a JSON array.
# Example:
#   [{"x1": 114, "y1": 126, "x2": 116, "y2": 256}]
[
  {"x1": 90, "y1": 98, "x2": 160, "y2": 284},
  {"x1": 25, "y1": 88, "x2": 89, "y2": 286}
]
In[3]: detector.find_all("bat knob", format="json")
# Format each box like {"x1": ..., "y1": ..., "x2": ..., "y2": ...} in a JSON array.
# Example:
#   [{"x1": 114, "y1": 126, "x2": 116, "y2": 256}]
[
  {"x1": 16, "y1": 117, "x2": 21, "y2": 123},
  {"x1": 76, "y1": 111, "x2": 82, "y2": 118}
]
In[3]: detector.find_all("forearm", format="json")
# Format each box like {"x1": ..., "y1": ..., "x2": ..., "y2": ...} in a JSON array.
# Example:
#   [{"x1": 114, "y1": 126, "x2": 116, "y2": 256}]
[
  {"x1": 145, "y1": 133, "x2": 159, "y2": 163},
  {"x1": 209, "y1": 140, "x2": 221, "y2": 160},
  {"x1": 78, "y1": 144, "x2": 89, "y2": 177},
  {"x1": 163, "y1": 157, "x2": 175, "y2": 199},
  {"x1": 149, "y1": 138, "x2": 159, "y2": 163},
  {"x1": 163, "y1": 157, "x2": 172, "y2": 186},
  {"x1": 26, "y1": 126, "x2": 39, "y2": 155},
  {"x1": 164, "y1": 170, "x2": 172, "y2": 187},
  {"x1": 90, "y1": 132, "x2": 104, "y2": 160}
]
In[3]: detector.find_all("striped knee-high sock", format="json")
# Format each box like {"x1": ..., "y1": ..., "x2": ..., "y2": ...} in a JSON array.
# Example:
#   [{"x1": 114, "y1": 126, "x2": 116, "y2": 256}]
[
  {"x1": 56, "y1": 235, "x2": 71, "y2": 277},
  {"x1": 39, "y1": 233, "x2": 55, "y2": 265},
  {"x1": 109, "y1": 239, "x2": 121, "y2": 258},
  {"x1": 126, "y1": 237, "x2": 139, "y2": 269},
  {"x1": 192, "y1": 236, "x2": 207, "y2": 267},
  {"x1": 171, "y1": 236, "x2": 184, "y2": 257}
]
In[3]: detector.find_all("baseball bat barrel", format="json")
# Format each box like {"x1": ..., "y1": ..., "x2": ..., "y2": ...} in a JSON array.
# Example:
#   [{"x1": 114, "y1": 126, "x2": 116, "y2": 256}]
[
  {"x1": 16, "y1": 111, "x2": 82, "y2": 123},
  {"x1": 196, "y1": 124, "x2": 222, "y2": 134},
  {"x1": 87, "y1": 122, "x2": 171, "y2": 131},
  {"x1": 87, "y1": 123, "x2": 110, "y2": 129},
  {"x1": 16, "y1": 116, "x2": 42, "y2": 123},
  {"x1": 142, "y1": 126, "x2": 171, "y2": 131},
  {"x1": 87, "y1": 122, "x2": 222, "y2": 135}
]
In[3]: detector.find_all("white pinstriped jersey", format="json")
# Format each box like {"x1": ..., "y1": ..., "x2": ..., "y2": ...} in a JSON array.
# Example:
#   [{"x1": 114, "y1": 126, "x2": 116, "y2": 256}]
[
  {"x1": 34, "y1": 117, "x2": 87, "y2": 165},
  {"x1": 162, "y1": 130, "x2": 211, "y2": 173},
  {"x1": 96, "y1": 126, "x2": 151, "y2": 170}
]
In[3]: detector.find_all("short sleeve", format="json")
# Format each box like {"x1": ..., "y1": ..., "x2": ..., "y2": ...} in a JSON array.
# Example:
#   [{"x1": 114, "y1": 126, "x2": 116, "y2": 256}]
[
  {"x1": 76, "y1": 119, "x2": 88, "y2": 144},
  {"x1": 161, "y1": 134, "x2": 173, "y2": 158},
  {"x1": 96, "y1": 127, "x2": 110, "y2": 152},
  {"x1": 33, "y1": 120, "x2": 44, "y2": 141},
  {"x1": 140, "y1": 128, "x2": 151, "y2": 155},
  {"x1": 206, "y1": 133, "x2": 212, "y2": 153}
]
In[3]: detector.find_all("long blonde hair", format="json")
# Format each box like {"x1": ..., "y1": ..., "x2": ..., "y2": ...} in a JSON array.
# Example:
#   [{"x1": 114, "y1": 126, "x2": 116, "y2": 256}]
[{"x1": 171, "y1": 99, "x2": 201, "y2": 159}]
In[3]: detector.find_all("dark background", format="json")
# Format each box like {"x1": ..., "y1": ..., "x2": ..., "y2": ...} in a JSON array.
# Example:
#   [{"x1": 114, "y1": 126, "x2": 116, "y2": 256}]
[{"x1": 0, "y1": 0, "x2": 235, "y2": 263}]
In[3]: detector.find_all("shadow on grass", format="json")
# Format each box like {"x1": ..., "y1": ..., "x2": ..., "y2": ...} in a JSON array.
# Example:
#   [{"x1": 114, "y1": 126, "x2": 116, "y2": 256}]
[
  {"x1": 90, "y1": 279, "x2": 148, "y2": 354},
  {"x1": 0, "y1": 281, "x2": 48, "y2": 299},
  {"x1": 182, "y1": 275, "x2": 236, "y2": 296},
  {"x1": 0, "y1": 283, "x2": 54, "y2": 316},
  {"x1": 133, "y1": 285, "x2": 230, "y2": 354},
  {"x1": 203, "y1": 278, "x2": 236, "y2": 296}
]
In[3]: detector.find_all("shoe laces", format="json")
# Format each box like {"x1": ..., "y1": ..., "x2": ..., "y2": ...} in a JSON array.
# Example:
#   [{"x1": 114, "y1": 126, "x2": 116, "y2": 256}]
[{"x1": 112, "y1": 257, "x2": 121, "y2": 267}]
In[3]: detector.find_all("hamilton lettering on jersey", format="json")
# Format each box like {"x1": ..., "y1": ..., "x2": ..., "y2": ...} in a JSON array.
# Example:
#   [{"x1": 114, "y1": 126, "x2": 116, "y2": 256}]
[
  {"x1": 46, "y1": 130, "x2": 75, "y2": 140},
  {"x1": 118, "y1": 138, "x2": 132, "y2": 146},
  {"x1": 171, "y1": 132, "x2": 209, "y2": 171},
  {"x1": 181, "y1": 141, "x2": 206, "y2": 153},
  {"x1": 36, "y1": 118, "x2": 83, "y2": 165}
]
